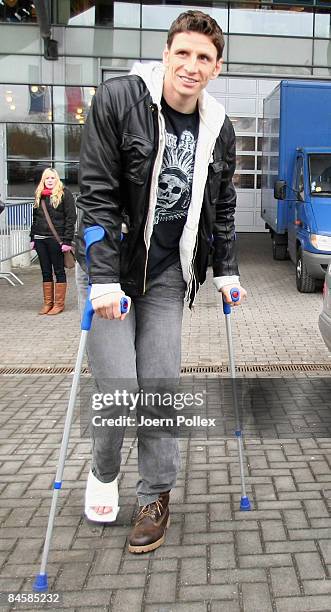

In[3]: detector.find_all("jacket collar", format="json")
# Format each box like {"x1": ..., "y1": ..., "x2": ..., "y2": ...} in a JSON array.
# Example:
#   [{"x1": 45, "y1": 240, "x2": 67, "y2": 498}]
[{"x1": 130, "y1": 61, "x2": 225, "y2": 138}]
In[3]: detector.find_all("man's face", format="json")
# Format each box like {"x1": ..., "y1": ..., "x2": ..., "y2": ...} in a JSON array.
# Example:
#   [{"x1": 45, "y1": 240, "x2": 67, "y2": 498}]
[{"x1": 163, "y1": 31, "x2": 222, "y2": 109}]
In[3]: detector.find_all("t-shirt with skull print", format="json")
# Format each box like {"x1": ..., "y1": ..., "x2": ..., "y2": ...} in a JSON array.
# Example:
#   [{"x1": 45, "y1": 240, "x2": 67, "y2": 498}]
[{"x1": 146, "y1": 96, "x2": 199, "y2": 279}]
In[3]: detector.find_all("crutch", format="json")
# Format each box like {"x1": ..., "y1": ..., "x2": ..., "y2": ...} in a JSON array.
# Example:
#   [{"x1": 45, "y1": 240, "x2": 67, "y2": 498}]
[
  {"x1": 33, "y1": 225, "x2": 130, "y2": 592},
  {"x1": 223, "y1": 289, "x2": 251, "y2": 511}
]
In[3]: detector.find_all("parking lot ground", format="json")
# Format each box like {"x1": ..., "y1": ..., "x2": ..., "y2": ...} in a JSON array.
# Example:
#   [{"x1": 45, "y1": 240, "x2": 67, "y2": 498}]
[{"x1": 0, "y1": 233, "x2": 330, "y2": 611}]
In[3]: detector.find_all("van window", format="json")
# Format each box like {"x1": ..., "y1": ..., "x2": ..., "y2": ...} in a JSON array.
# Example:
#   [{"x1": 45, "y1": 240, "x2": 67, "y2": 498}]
[
  {"x1": 294, "y1": 157, "x2": 305, "y2": 201},
  {"x1": 310, "y1": 154, "x2": 331, "y2": 196}
]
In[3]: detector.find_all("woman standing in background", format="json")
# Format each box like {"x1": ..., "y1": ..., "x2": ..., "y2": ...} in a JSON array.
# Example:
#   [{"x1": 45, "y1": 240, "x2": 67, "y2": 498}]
[{"x1": 30, "y1": 168, "x2": 76, "y2": 315}]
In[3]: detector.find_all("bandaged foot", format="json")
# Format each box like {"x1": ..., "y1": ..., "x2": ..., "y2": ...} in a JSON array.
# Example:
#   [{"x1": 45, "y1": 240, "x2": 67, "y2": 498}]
[{"x1": 85, "y1": 469, "x2": 119, "y2": 523}]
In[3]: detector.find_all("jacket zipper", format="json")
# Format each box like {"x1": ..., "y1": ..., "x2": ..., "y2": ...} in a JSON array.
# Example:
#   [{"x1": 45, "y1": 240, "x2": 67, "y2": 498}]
[
  {"x1": 185, "y1": 143, "x2": 215, "y2": 305},
  {"x1": 186, "y1": 237, "x2": 198, "y2": 306},
  {"x1": 142, "y1": 103, "x2": 166, "y2": 294}
]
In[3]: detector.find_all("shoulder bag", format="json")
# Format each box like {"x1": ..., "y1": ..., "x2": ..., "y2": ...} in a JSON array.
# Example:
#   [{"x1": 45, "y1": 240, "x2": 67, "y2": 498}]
[{"x1": 41, "y1": 199, "x2": 76, "y2": 269}]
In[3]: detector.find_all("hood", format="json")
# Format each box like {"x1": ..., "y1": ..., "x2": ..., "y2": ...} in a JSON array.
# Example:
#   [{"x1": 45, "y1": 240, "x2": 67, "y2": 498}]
[
  {"x1": 130, "y1": 61, "x2": 225, "y2": 138},
  {"x1": 130, "y1": 61, "x2": 165, "y2": 106},
  {"x1": 309, "y1": 196, "x2": 331, "y2": 233}
]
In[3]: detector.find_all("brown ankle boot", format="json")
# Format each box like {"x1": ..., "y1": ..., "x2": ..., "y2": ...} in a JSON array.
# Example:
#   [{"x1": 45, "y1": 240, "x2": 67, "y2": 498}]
[
  {"x1": 128, "y1": 491, "x2": 170, "y2": 553},
  {"x1": 47, "y1": 282, "x2": 67, "y2": 315},
  {"x1": 39, "y1": 282, "x2": 54, "y2": 315}
]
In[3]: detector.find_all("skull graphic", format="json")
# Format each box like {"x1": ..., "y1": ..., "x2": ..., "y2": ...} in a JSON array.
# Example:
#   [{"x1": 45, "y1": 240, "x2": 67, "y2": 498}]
[{"x1": 157, "y1": 168, "x2": 189, "y2": 210}]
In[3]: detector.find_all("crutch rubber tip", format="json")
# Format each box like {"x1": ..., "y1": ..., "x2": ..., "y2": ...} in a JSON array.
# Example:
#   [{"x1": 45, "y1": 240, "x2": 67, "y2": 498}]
[
  {"x1": 240, "y1": 496, "x2": 251, "y2": 511},
  {"x1": 33, "y1": 573, "x2": 48, "y2": 591}
]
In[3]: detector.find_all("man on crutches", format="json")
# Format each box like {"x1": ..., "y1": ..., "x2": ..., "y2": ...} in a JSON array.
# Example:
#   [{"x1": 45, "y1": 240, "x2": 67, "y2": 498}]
[{"x1": 75, "y1": 9, "x2": 247, "y2": 554}]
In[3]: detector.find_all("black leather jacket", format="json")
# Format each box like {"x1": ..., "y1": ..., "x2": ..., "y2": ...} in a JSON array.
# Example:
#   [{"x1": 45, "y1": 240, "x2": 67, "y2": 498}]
[{"x1": 76, "y1": 73, "x2": 239, "y2": 305}]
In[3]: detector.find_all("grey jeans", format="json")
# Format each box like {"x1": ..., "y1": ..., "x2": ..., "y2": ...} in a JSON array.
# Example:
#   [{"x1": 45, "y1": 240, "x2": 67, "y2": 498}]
[{"x1": 76, "y1": 261, "x2": 186, "y2": 505}]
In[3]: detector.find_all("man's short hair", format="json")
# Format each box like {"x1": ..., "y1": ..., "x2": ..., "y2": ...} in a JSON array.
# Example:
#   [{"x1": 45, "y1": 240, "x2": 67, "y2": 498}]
[{"x1": 167, "y1": 10, "x2": 225, "y2": 61}]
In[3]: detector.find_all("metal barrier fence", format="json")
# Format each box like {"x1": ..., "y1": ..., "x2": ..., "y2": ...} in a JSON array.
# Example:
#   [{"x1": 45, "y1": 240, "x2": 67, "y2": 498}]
[{"x1": 0, "y1": 200, "x2": 34, "y2": 286}]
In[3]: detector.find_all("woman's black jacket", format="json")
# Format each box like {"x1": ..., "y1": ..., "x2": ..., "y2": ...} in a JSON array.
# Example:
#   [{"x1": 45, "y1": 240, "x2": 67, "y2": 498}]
[{"x1": 30, "y1": 188, "x2": 77, "y2": 245}]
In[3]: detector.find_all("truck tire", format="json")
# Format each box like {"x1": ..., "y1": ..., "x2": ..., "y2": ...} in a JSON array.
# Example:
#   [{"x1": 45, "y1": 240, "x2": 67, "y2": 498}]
[
  {"x1": 296, "y1": 247, "x2": 315, "y2": 293},
  {"x1": 272, "y1": 239, "x2": 288, "y2": 260}
]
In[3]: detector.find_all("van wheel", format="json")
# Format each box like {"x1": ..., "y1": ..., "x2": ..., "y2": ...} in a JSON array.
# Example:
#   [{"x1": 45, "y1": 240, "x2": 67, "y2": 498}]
[
  {"x1": 272, "y1": 239, "x2": 288, "y2": 260},
  {"x1": 296, "y1": 247, "x2": 315, "y2": 292}
]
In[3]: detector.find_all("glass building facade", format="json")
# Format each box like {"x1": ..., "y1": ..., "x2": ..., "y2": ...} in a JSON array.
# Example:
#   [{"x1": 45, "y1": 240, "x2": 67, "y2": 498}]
[{"x1": 0, "y1": 0, "x2": 330, "y2": 230}]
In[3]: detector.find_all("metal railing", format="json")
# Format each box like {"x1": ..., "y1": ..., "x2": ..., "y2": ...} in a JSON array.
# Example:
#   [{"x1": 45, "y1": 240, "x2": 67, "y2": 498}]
[{"x1": 0, "y1": 200, "x2": 34, "y2": 286}]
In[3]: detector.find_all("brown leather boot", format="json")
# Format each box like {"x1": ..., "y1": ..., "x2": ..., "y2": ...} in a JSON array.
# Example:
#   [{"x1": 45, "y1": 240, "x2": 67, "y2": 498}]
[
  {"x1": 47, "y1": 282, "x2": 67, "y2": 315},
  {"x1": 38, "y1": 282, "x2": 54, "y2": 315},
  {"x1": 128, "y1": 491, "x2": 170, "y2": 553}
]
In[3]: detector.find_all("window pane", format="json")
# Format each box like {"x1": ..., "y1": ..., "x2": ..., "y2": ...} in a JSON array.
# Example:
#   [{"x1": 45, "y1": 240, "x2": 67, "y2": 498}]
[
  {"x1": 53, "y1": 86, "x2": 96, "y2": 123},
  {"x1": 230, "y1": 117, "x2": 256, "y2": 133},
  {"x1": 0, "y1": 85, "x2": 52, "y2": 123},
  {"x1": 142, "y1": 3, "x2": 227, "y2": 31},
  {"x1": 102, "y1": 58, "x2": 135, "y2": 75},
  {"x1": 7, "y1": 124, "x2": 51, "y2": 160},
  {"x1": 257, "y1": 156, "x2": 262, "y2": 171},
  {"x1": 64, "y1": 27, "x2": 140, "y2": 57},
  {"x1": 114, "y1": 2, "x2": 141, "y2": 27},
  {"x1": 1, "y1": 24, "x2": 40, "y2": 53},
  {"x1": 228, "y1": 63, "x2": 312, "y2": 76},
  {"x1": 7, "y1": 161, "x2": 49, "y2": 198},
  {"x1": 54, "y1": 162, "x2": 79, "y2": 194},
  {"x1": 54, "y1": 125, "x2": 84, "y2": 161},
  {"x1": 256, "y1": 175, "x2": 261, "y2": 190},
  {"x1": 313, "y1": 40, "x2": 331, "y2": 67},
  {"x1": 55, "y1": 1, "x2": 141, "y2": 27},
  {"x1": 309, "y1": 154, "x2": 331, "y2": 194},
  {"x1": 315, "y1": 9, "x2": 331, "y2": 38},
  {"x1": 236, "y1": 137, "x2": 255, "y2": 152},
  {"x1": 141, "y1": 30, "x2": 167, "y2": 59},
  {"x1": 229, "y1": 35, "x2": 313, "y2": 67},
  {"x1": 229, "y1": 5, "x2": 313, "y2": 38},
  {"x1": 313, "y1": 67, "x2": 331, "y2": 77},
  {"x1": 260, "y1": 116, "x2": 281, "y2": 135},
  {"x1": 236, "y1": 156, "x2": 255, "y2": 170},
  {"x1": 0, "y1": 0, "x2": 37, "y2": 23},
  {"x1": 233, "y1": 174, "x2": 255, "y2": 189}
]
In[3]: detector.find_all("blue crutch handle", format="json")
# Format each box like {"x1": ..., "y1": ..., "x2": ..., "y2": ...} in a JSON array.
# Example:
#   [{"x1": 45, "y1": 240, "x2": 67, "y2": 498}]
[
  {"x1": 84, "y1": 225, "x2": 105, "y2": 263},
  {"x1": 81, "y1": 225, "x2": 129, "y2": 331},
  {"x1": 81, "y1": 290, "x2": 129, "y2": 331},
  {"x1": 223, "y1": 287, "x2": 240, "y2": 315}
]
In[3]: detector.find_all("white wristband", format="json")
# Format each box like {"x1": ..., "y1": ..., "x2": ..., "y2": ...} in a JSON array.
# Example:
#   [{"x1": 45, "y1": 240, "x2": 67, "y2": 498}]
[
  {"x1": 90, "y1": 283, "x2": 122, "y2": 301},
  {"x1": 213, "y1": 275, "x2": 240, "y2": 291}
]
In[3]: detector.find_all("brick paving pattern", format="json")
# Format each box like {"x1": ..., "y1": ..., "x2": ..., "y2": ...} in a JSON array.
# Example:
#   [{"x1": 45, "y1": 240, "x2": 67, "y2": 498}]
[
  {"x1": 0, "y1": 234, "x2": 330, "y2": 368},
  {"x1": 0, "y1": 233, "x2": 330, "y2": 611}
]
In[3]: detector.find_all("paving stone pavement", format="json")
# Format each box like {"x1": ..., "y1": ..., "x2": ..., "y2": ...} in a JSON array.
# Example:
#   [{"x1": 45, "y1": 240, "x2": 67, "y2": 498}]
[
  {"x1": 0, "y1": 233, "x2": 330, "y2": 368},
  {"x1": 0, "y1": 233, "x2": 331, "y2": 612}
]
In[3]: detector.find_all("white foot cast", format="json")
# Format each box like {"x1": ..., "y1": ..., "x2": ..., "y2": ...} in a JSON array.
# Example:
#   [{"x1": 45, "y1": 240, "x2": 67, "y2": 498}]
[{"x1": 85, "y1": 470, "x2": 119, "y2": 523}]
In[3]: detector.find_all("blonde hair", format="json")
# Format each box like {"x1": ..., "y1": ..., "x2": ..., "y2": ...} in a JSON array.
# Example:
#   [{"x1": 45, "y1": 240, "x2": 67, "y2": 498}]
[{"x1": 34, "y1": 168, "x2": 64, "y2": 208}]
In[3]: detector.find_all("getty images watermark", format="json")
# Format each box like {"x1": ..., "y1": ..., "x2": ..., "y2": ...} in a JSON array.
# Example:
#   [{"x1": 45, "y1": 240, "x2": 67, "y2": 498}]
[
  {"x1": 90, "y1": 388, "x2": 216, "y2": 428},
  {"x1": 80, "y1": 377, "x2": 331, "y2": 439}
]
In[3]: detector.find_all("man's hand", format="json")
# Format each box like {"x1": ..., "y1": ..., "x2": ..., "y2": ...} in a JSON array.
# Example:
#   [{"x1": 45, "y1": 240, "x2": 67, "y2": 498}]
[
  {"x1": 91, "y1": 292, "x2": 131, "y2": 321},
  {"x1": 220, "y1": 284, "x2": 247, "y2": 306}
]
